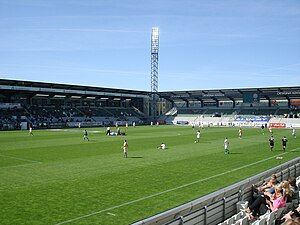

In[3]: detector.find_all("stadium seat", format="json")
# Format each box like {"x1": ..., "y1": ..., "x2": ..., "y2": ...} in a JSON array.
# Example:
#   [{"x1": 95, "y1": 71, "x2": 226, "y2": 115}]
[
  {"x1": 234, "y1": 216, "x2": 249, "y2": 225},
  {"x1": 251, "y1": 217, "x2": 266, "y2": 225},
  {"x1": 233, "y1": 212, "x2": 242, "y2": 221},
  {"x1": 240, "y1": 216, "x2": 249, "y2": 225},
  {"x1": 224, "y1": 217, "x2": 234, "y2": 224},
  {"x1": 234, "y1": 218, "x2": 243, "y2": 225},
  {"x1": 265, "y1": 210, "x2": 276, "y2": 225},
  {"x1": 274, "y1": 207, "x2": 285, "y2": 220}
]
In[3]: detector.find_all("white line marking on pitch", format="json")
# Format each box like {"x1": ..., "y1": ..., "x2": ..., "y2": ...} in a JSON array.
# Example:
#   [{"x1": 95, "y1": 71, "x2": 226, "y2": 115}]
[
  {"x1": 0, "y1": 162, "x2": 41, "y2": 169},
  {"x1": 55, "y1": 148, "x2": 299, "y2": 225},
  {"x1": 106, "y1": 212, "x2": 116, "y2": 216},
  {"x1": 49, "y1": 129, "x2": 103, "y2": 133},
  {"x1": 0, "y1": 154, "x2": 41, "y2": 163}
]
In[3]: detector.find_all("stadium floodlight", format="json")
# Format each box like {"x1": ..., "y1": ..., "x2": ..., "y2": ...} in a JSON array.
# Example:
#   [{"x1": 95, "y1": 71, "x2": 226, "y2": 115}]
[
  {"x1": 71, "y1": 96, "x2": 81, "y2": 99},
  {"x1": 53, "y1": 95, "x2": 66, "y2": 98},
  {"x1": 151, "y1": 27, "x2": 159, "y2": 93},
  {"x1": 152, "y1": 27, "x2": 159, "y2": 36},
  {"x1": 100, "y1": 97, "x2": 109, "y2": 100},
  {"x1": 151, "y1": 27, "x2": 159, "y2": 118},
  {"x1": 113, "y1": 98, "x2": 121, "y2": 101},
  {"x1": 86, "y1": 96, "x2": 95, "y2": 99}
]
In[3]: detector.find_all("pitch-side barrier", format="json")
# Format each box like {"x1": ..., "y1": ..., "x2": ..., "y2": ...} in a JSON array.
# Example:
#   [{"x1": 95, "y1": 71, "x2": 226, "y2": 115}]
[{"x1": 132, "y1": 156, "x2": 300, "y2": 225}]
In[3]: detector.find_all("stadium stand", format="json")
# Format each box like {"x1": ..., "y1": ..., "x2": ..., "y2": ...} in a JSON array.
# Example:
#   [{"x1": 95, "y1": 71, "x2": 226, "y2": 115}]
[
  {"x1": 0, "y1": 79, "x2": 150, "y2": 130},
  {"x1": 1, "y1": 79, "x2": 300, "y2": 130}
]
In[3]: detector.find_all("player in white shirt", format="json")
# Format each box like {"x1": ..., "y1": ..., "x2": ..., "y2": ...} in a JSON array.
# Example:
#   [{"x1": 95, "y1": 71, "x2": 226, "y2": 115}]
[
  {"x1": 195, "y1": 130, "x2": 201, "y2": 143},
  {"x1": 292, "y1": 128, "x2": 296, "y2": 138},
  {"x1": 158, "y1": 143, "x2": 166, "y2": 150},
  {"x1": 29, "y1": 126, "x2": 34, "y2": 136},
  {"x1": 122, "y1": 140, "x2": 128, "y2": 158},
  {"x1": 106, "y1": 127, "x2": 111, "y2": 136},
  {"x1": 224, "y1": 138, "x2": 229, "y2": 154}
]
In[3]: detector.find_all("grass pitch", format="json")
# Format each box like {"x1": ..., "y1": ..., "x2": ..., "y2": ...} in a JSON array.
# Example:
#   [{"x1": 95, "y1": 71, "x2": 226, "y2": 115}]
[{"x1": 0, "y1": 125, "x2": 299, "y2": 225}]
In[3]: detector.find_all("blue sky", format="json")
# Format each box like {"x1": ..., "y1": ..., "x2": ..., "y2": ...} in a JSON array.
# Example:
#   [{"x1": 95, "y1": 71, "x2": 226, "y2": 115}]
[{"x1": 0, "y1": 0, "x2": 299, "y2": 91}]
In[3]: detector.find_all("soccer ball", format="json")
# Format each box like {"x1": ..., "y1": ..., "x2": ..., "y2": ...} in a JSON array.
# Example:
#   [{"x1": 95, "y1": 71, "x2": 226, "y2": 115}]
[{"x1": 194, "y1": 141, "x2": 197, "y2": 143}]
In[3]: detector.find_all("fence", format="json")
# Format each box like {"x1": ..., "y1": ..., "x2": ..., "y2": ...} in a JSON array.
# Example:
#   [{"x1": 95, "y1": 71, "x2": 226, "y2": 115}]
[{"x1": 132, "y1": 156, "x2": 300, "y2": 225}]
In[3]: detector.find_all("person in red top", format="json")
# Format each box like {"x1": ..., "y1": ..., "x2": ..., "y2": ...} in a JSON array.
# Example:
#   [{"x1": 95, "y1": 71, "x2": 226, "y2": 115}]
[{"x1": 238, "y1": 128, "x2": 243, "y2": 139}]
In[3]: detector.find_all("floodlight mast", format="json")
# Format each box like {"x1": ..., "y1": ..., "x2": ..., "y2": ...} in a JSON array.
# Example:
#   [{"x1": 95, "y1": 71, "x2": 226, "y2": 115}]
[{"x1": 151, "y1": 27, "x2": 159, "y2": 118}]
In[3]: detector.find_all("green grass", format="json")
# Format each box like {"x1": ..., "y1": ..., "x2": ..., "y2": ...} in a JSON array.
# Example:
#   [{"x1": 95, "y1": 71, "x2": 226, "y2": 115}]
[{"x1": 0, "y1": 126, "x2": 299, "y2": 225}]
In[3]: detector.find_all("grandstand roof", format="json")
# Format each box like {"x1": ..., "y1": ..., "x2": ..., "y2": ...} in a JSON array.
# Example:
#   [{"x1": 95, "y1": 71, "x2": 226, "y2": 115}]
[
  {"x1": 0, "y1": 79, "x2": 151, "y2": 100},
  {"x1": 159, "y1": 86, "x2": 300, "y2": 102},
  {"x1": 0, "y1": 79, "x2": 300, "y2": 103}
]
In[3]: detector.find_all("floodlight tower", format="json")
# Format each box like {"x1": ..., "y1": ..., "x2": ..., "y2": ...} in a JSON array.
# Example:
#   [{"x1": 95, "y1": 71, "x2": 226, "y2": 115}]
[{"x1": 150, "y1": 27, "x2": 159, "y2": 117}]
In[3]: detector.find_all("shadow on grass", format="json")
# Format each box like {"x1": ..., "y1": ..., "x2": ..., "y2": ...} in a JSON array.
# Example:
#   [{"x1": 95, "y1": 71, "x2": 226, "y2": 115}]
[
  {"x1": 227, "y1": 152, "x2": 243, "y2": 155},
  {"x1": 128, "y1": 156, "x2": 144, "y2": 159},
  {"x1": 273, "y1": 149, "x2": 286, "y2": 152},
  {"x1": 290, "y1": 149, "x2": 300, "y2": 152}
]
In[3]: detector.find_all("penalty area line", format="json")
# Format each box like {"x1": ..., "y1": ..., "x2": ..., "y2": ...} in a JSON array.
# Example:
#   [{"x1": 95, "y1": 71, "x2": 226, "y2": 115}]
[{"x1": 55, "y1": 148, "x2": 298, "y2": 225}]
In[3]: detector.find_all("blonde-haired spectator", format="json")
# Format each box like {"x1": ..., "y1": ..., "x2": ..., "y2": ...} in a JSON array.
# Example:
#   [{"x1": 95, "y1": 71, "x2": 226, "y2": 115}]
[
  {"x1": 281, "y1": 180, "x2": 293, "y2": 202},
  {"x1": 246, "y1": 184, "x2": 286, "y2": 219}
]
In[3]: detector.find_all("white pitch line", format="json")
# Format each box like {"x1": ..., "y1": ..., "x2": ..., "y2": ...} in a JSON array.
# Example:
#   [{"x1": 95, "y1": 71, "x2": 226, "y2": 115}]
[
  {"x1": 49, "y1": 129, "x2": 103, "y2": 133},
  {"x1": 0, "y1": 162, "x2": 41, "y2": 169},
  {"x1": 0, "y1": 154, "x2": 41, "y2": 163},
  {"x1": 106, "y1": 212, "x2": 116, "y2": 216},
  {"x1": 55, "y1": 148, "x2": 299, "y2": 225}
]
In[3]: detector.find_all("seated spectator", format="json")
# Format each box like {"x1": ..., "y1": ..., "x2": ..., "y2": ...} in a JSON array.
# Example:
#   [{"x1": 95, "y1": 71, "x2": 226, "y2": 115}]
[
  {"x1": 246, "y1": 184, "x2": 286, "y2": 219},
  {"x1": 281, "y1": 204, "x2": 300, "y2": 224},
  {"x1": 253, "y1": 174, "x2": 278, "y2": 200},
  {"x1": 282, "y1": 219, "x2": 300, "y2": 225},
  {"x1": 257, "y1": 174, "x2": 278, "y2": 192},
  {"x1": 288, "y1": 177, "x2": 299, "y2": 200},
  {"x1": 281, "y1": 180, "x2": 294, "y2": 202}
]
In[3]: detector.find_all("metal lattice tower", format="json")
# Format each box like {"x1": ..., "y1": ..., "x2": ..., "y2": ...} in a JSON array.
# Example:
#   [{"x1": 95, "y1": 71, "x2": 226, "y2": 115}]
[{"x1": 151, "y1": 27, "x2": 159, "y2": 117}]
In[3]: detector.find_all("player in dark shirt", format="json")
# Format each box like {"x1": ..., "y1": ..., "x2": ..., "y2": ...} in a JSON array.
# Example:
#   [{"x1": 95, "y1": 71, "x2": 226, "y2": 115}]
[
  {"x1": 261, "y1": 124, "x2": 265, "y2": 135},
  {"x1": 269, "y1": 136, "x2": 275, "y2": 151},
  {"x1": 282, "y1": 136, "x2": 288, "y2": 152},
  {"x1": 83, "y1": 129, "x2": 89, "y2": 141}
]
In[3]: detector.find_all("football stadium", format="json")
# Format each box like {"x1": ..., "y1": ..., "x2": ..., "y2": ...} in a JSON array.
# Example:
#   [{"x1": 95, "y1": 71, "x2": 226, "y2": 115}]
[
  {"x1": 1, "y1": 78, "x2": 300, "y2": 225},
  {"x1": 1, "y1": 2, "x2": 300, "y2": 225}
]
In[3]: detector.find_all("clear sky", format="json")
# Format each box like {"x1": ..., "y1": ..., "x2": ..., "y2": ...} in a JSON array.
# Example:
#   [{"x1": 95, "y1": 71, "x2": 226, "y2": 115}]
[{"x1": 0, "y1": 0, "x2": 299, "y2": 91}]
